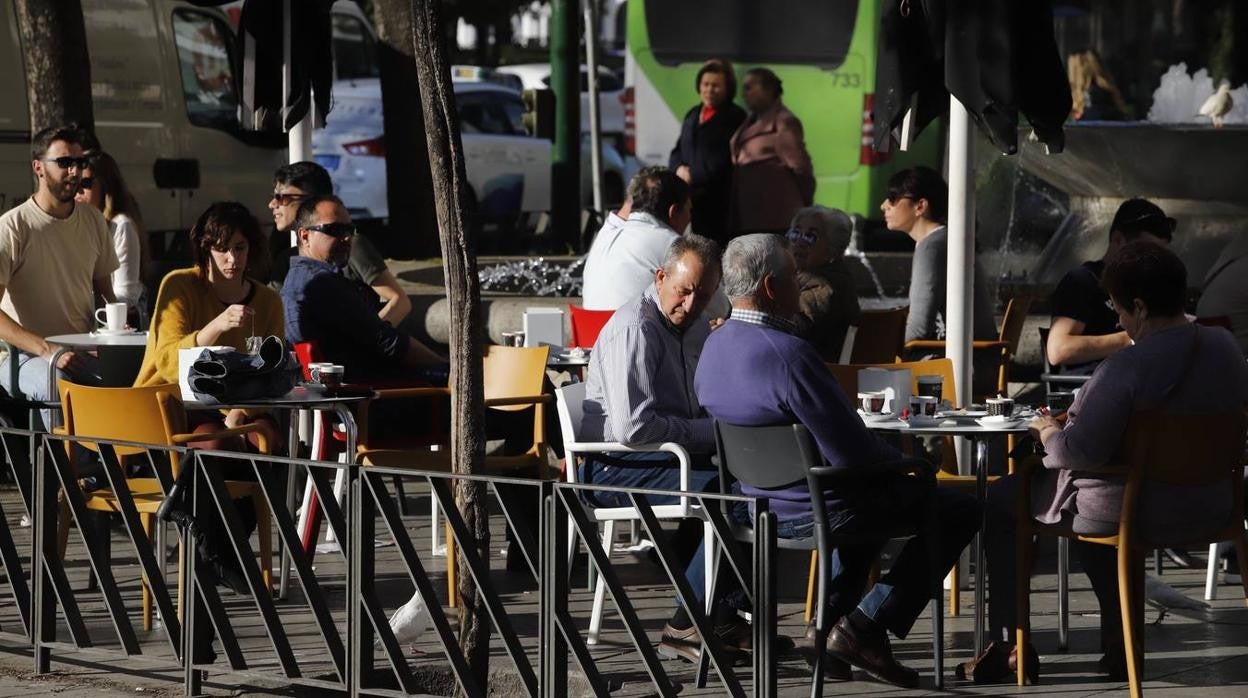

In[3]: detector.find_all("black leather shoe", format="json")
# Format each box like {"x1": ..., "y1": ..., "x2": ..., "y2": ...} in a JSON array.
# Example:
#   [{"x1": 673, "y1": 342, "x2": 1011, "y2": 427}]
[{"x1": 827, "y1": 616, "x2": 919, "y2": 688}]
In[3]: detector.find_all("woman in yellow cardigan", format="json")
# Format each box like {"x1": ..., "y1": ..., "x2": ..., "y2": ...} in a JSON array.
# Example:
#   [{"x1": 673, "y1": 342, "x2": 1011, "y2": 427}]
[{"x1": 134, "y1": 201, "x2": 283, "y2": 451}]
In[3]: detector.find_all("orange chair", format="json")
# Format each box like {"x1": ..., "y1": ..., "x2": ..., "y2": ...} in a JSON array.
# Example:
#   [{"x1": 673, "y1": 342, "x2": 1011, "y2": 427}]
[
  {"x1": 568, "y1": 304, "x2": 614, "y2": 348},
  {"x1": 358, "y1": 345, "x2": 556, "y2": 606},
  {"x1": 827, "y1": 358, "x2": 982, "y2": 617},
  {"x1": 1014, "y1": 409, "x2": 1248, "y2": 695},
  {"x1": 56, "y1": 381, "x2": 273, "y2": 631},
  {"x1": 903, "y1": 297, "x2": 1032, "y2": 399},
  {"x1": 845, "y1": 306, "x2": 909, "y2": 364}
]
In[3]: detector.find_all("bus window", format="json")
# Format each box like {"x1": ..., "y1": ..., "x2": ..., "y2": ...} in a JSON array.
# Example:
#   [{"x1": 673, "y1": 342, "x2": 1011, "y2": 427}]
[
  {"x1": 172, "y1": 10, "x2": 239, "y2": 130},
  {"x1": 643, "y1": 0, "x2": 859, "y2": 68},
  {"x1": 333, "y1": 14, "x2": 380, "y2": 81}
]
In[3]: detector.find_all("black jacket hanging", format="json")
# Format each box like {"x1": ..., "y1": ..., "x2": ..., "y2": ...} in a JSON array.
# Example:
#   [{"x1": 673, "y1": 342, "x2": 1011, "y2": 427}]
[
  {"x1": 235, "y1": 0, "x2": 335, "y2": 131},
  {"x1": 873, "y1": 0, "x2": 1071, "y2": 156}
]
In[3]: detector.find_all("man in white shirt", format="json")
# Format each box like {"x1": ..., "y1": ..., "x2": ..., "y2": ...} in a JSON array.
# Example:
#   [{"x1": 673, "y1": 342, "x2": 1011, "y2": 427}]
[
  {"x1": 0, "y1": 124, "x2": 118, "y2": 422},
  {"x1": 582, "y1": 167, "x2": 692, "y2": 310}
]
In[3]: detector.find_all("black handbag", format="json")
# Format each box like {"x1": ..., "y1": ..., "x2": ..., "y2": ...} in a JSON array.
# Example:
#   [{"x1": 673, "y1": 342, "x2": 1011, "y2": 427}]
[{"x1": 186, "y1": 335, "x2": 301, "y2": 404}]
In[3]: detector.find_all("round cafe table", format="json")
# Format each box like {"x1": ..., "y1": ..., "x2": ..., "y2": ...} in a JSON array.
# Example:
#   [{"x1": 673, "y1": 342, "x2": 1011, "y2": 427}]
[
  {"x1": 44, "y1": 331, "x2": 149, "y2": 407},
  {"x1": 864, "y1": 412, "x2": 1032, "y2": 657}
]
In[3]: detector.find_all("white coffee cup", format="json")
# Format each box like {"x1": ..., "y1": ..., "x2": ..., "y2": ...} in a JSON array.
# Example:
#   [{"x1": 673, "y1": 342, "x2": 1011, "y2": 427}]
[
  {"x1": 307, "y1": 362, "x2": 333, "y2": 383},
  {"x1": 319, "y1": 364, "x2": 345, "y2": 387},
  {"x1": 858, "y1": 390, "x2": 890, "y2": 415},
  {"x1": 94, "y1": 302, "x2": 127, "y2": 331}
]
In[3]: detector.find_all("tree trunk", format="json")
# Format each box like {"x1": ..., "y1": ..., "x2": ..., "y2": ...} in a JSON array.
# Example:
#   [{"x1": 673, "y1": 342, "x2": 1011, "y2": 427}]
[
  {"x1": 408, "y1": 0, "x2": 491, "y2": 692},
  {"x1": 369, "y1": 1, "x2": 439, "y2": 258},
  {"x1": 13, "y1": 0, "x2": 94, "y2": 135}
]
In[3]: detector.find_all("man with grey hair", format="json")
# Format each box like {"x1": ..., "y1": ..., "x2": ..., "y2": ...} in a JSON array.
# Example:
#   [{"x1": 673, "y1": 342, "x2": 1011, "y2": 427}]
[
  {"x1": 581, "y1": 232, "x2": 763, "y2": 662},
  {"x1": 787, "y1": 206, "x2": 862, "y2": 360},
  {"x1": 696, "y1": 234, "x2": 979, "y2": 688}
]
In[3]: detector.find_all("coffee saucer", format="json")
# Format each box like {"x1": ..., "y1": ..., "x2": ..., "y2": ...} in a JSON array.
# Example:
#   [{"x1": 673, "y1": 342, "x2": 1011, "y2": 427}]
[
  {"x1": 857, "y1": 410, "x2": 897, "y2": 423},
  {"x1": 91, "y1": 328, "x2": 139, "y2": 336},
  {"x1": 975, "y1": 416, "x2": 1026, "y2": 430}
]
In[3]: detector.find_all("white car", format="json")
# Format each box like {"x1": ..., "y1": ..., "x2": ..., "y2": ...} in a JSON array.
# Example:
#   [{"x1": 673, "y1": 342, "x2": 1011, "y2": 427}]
[
  {"x1": 313, "y1": 79, "x2": 625, "y2": 227},
  {"x1": 494, "y1": 63, "x2": 627, "y2": 144}
]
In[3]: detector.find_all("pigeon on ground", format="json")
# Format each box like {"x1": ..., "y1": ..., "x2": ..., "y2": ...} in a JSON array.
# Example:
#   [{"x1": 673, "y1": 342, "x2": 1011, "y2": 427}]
[
  {"x1": 388, "y1": 591, "x2": 431, "y2": 645},
  {"x1": 1144, "y1": 574, "x2": 1210, "y2": 623},
  {"x1": 1199, "y1": 82, "x2": 1234, "y2": 128}
]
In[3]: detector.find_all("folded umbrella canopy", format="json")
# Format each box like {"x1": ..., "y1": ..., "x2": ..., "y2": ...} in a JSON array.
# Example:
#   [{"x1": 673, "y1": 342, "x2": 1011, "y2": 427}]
[
  {"x1": 187, "y1": 0, "x2": 334, "y2": 131},
  {"x1": 874, "y1": 0, "x2": 1072, "y2": 155}
]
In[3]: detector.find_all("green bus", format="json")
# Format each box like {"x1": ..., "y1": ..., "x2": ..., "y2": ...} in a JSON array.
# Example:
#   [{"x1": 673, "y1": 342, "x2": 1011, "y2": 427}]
[{"x1": 622, "y1": 0, "x2": 942, "y2": 228}]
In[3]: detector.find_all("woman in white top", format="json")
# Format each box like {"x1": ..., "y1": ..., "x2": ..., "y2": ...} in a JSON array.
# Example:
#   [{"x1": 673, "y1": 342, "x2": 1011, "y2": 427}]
[{"x1": 76, "y1": 152, "x2": 148, "y2": 327}]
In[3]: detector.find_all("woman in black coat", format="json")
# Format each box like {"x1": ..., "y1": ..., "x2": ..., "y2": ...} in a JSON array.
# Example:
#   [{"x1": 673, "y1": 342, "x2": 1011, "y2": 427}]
[{"x1": 668, "y1": 58, "x2": 746, "y2": 244}]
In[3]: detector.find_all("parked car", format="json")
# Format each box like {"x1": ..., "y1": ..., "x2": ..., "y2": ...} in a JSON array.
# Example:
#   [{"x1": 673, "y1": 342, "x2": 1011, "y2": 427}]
[
  {"x1": 313, "y1": 78, "x2": 625, "y2": 228},
  {"x1": 493, "y1": 63, "x2": 627, "y2": 145},
  {"x1": 320, "y1": 3, "x2": 626, "y2": 236}
]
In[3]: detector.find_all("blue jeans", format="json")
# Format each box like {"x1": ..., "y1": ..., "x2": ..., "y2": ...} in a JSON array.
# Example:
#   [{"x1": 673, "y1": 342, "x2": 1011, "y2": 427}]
[
  {"x1": 0, "y1": 352, "x2": 102, "y2": 429},
  {"x1": 734, "y1": 473, "x2": 980, "y2": 638},
  {"x1": 581, "y1": 451, "x2": 720, "y2": 608}
]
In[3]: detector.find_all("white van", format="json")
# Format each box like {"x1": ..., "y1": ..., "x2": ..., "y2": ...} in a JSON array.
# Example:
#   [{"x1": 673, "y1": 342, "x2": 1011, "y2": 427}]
[{"x1": 0, "y1": 0, "x2": 284, "y2": 264}]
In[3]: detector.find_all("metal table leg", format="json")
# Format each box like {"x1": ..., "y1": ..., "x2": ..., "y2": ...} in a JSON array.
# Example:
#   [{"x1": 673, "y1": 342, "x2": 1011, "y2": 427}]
[
  {"x1": 278, "y1": 411, "x2": 301, "y2": 600},
  {"x1": 974, "y1": 437, "x2": 988, "y2": 658}
]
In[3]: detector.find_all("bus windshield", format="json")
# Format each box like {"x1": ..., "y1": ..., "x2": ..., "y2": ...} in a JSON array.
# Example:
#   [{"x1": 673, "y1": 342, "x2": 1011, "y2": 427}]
[{"x1": 643, "y1": 0, "x2": 859, "y2": 68}]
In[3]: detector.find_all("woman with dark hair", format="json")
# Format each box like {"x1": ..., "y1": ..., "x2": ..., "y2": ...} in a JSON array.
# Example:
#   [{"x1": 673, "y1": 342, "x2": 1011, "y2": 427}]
[
  {"x1": 729, "y1": 67, "x2": 815, "y2": 235},
  {"x1": 668, "y1": 58, "x2": 746, "y2": 243},
  {"x1": 75, "y1": 152, "x2": 148, "y2": 325},
  {"x1": 134, "y1": 202, "x2": 284, "y2": 448},
  {"x1": 961, "y1": 242, "x2": 1248, "y2": 683},
  {"x1": 883, "y1": 166, "x2": 997, "y2": 355}
]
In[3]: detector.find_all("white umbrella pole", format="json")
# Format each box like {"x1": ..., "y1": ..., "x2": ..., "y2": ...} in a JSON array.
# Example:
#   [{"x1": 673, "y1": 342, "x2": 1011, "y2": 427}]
[
  {"x1": 282, "y1": 0, "x2": 313, "y2": 246},
  {"x1": 946, "y1": 96, "x2": 975, "y2": 410}
]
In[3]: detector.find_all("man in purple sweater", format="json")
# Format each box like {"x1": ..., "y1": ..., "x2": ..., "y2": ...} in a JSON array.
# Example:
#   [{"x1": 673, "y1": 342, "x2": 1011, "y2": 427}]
[{"x1": 696, "y1": 233, "x2": 979, "y2": 688}]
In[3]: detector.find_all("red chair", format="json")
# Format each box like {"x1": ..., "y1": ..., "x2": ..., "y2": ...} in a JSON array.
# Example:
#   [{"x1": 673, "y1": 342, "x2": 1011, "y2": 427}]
[{"x1": 568, "y1": 304, "x2": 614, "y2": 348}]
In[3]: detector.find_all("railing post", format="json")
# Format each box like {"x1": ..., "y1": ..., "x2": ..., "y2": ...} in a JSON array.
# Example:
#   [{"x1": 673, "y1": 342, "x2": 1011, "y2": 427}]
[
  {"x1": 753, "y1": 501, "x2": 776, "y2": 698},
  {"x1": 540, "y1": 481, "x2": 567, "y2": 697},
  {"x1": 183, "y1": 457, "x2": 202, "y2": 696},
  {"x1": 31, "y1": 436, "x2": 52, "y2": 674},
  {"x1": 347, "y1": 463, "x2": 366, "y2": 697}
]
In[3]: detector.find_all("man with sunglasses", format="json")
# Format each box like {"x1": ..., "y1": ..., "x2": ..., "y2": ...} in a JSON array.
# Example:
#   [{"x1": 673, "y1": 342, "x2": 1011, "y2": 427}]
[
  {"x1": 0, "y1": 124, "x2": 118, "y2": 422},
  {"x1": 787, "y1": 206, "x2": 862, "y2": 361},
  {"x1": 1048, "y1": 198, "x2": 1176, "y2": 376},
  {"x1": 281, "y1": 195, "x2": 443, "y2": 383},
  {"x1": 268, "y1": 162, "x2": 412, "y2": 325}
]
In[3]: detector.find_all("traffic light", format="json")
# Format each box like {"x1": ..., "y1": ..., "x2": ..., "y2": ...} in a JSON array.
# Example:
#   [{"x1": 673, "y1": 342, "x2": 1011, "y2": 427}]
[{"x1": 522, "y1": 88, "x2": 555, "y2": 141}]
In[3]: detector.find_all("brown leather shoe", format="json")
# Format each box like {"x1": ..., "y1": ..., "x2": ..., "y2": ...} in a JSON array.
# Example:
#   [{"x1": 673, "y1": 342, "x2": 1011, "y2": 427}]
[
  {"x1": 827, "y1": 615, "x2": 919, "y2": 688},
  {"x1": 955, "y1": 641, "x2": 1039, "y2": 684},
  {"x1": 802, "y1": 622, "x2": 853, "y2": 680},
  {"x1": 657, "y1": 621, "x2": 750, "y2": 665}
]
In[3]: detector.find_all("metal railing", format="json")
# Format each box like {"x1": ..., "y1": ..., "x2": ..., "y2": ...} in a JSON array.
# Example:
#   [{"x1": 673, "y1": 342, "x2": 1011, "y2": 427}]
[{"x1": 9, "y1": 434, "x2": 781, "y2": 697}]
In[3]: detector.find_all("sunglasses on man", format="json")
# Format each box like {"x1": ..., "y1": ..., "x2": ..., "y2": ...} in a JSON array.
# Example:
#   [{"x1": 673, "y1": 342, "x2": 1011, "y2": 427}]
[
  {"x1": 271, "y1": 192, "x2": 307, "y2": 206},
  {"x1": 302, "y1": 222, "x2": 357, "y2": 238},
  {"x1": 43, "y1": 156, "x2": 91, "y2": 171}
]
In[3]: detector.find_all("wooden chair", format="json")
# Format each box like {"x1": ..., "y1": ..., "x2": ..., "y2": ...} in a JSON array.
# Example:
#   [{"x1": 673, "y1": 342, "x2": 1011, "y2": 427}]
[
  {"x1": 357, "y1": 345, "x2": 556, "y2": 605},
  {"x1": 846, "y1": 306, "x2": 908, "y2": 364},
  {"x1": 568, "y1": 304, "x2": 614, "y2": 348},
  {"x1": 1014, "y1": 409, "x2": 1248, "y2": 695},
  {"x1": 904, "y1": 296, "x2": 1032, "y2": 399},
  {"x1": 56, "y1": 380, "x2": 273, "y2": 631}
]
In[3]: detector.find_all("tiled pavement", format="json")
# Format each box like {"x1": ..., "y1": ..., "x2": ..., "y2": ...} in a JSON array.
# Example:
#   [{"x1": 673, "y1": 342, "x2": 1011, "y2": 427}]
[{"x1": 0, "y1": 483, "x2": 1245, "y2": 696}]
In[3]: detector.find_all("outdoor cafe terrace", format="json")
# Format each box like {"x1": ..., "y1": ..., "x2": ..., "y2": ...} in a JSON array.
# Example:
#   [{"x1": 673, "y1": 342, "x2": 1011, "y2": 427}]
[{"x1": 0, "y1": 406, "x2": 1244, "y2": 698}]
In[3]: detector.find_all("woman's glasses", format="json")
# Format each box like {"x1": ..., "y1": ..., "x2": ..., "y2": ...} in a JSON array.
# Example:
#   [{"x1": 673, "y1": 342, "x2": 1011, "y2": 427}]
[
  {"x1": 785, "y1": 228, "x2": 819, "y2": 245},
  {"x1": 79, "y1": 177, "x2": 95, "y2": 190},
  {"x1": 885, "y1": 193, "x2": 915, "y2": 205}
]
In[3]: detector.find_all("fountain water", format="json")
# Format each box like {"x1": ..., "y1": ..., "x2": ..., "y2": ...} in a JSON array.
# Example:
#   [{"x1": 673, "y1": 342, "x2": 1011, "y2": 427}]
[{"x1": 478, "y1": 257, "x2": 584, "y2": 296}]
